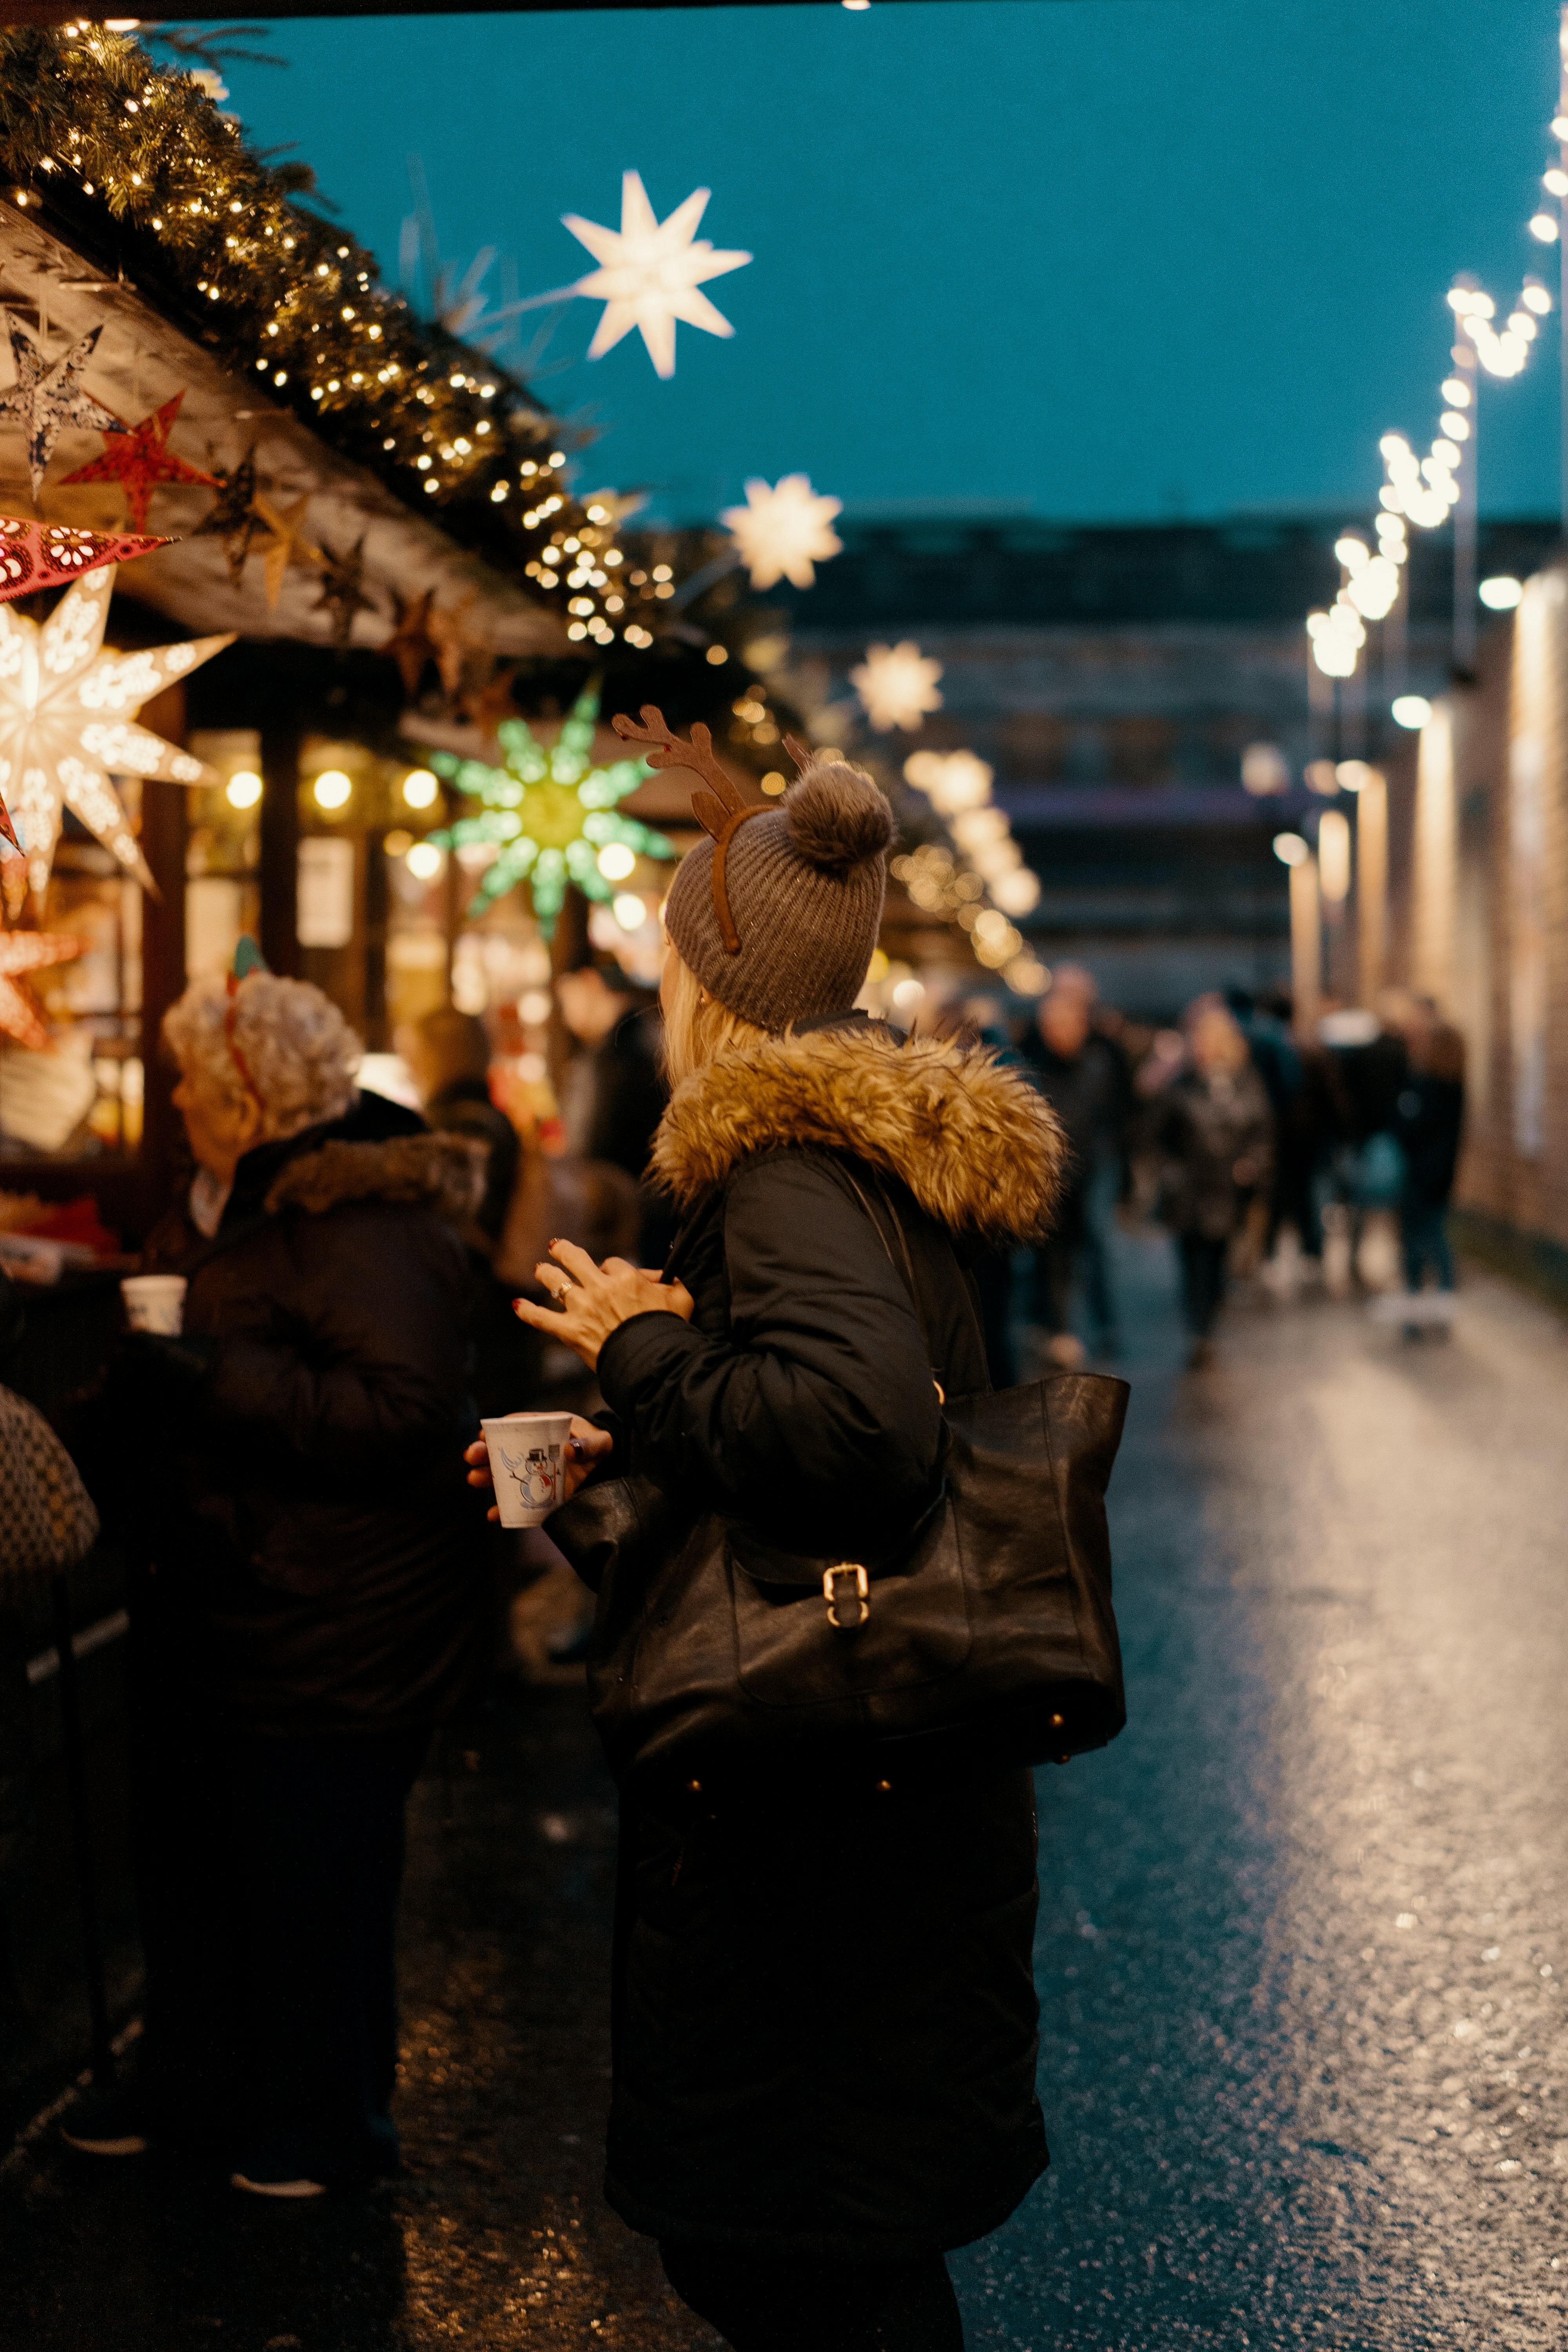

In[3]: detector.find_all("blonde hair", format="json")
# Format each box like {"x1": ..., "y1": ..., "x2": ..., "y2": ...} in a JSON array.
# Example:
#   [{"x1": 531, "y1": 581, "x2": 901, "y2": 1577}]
[
  {"x1": 660, "y1": 948, "x2": 769, "y2": 1089},
  {"x1": 163, "y1": 973, "x2": 361, "y2": 1143}
]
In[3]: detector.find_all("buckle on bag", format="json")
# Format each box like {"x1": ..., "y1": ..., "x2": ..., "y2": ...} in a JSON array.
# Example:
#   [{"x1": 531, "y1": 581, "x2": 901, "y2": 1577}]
[{"x1": 823, "y1": 1563, "x2": 869, "y2": 1630}]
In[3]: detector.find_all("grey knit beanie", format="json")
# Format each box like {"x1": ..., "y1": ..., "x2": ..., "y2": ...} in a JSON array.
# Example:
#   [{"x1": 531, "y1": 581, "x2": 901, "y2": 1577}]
[{"x1": 611, "y1": 706, "x2": 893, "y2": 1032}]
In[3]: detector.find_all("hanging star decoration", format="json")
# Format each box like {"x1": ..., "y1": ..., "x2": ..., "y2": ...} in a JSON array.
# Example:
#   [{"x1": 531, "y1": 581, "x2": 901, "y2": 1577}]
[
  {"x1": 252, "y1": 491, "x2": 322, "y2": 611},
  {"x1": 0, "y1": 317, "x2": 125, "y2": 499},
  {"x1": 314, "y1": 536, "x2": 373, "y2": 647},
  {"x1": 58, "y1": 390, "x2": 219, "y2": 532},
  {"x1": 0, "y1": 928, "x2": 83, "y2": 1053},
  {"x1": 381, "y1": 586, "x2": 439, "y2": 701},
  {"x1": 558, "y1": 171, "x2": 752, "y2": 380},
  {"x1": 427, "y1": 593, "x2": 479, "y2": 701},
  {"x1": 0, "y1": 516, "x2": 170, "y2": 602},
  {"x1": 464, "y1": 659, "x2": 519, "y2": 739},
  {"x1": 191, "y1": 445, "x2": 261, "y2": 588},
  {"x1": 423, "y1": 682, "x2": 673, "y2": 934},
  {"x1": 721, "y1": 474, "x2": 844, "y2": 590},
  {"x1": 850, "y1": 640, "x2": 944, "y2": 733},
  {"x1": 0, "y1": 563, "x2": 232, "y2": 915}
]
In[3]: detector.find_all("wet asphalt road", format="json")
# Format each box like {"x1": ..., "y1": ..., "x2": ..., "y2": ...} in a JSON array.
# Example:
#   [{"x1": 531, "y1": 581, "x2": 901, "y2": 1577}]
[{"x1": 4, "y1": 1235, "x2": 1566, "y2": 2350}]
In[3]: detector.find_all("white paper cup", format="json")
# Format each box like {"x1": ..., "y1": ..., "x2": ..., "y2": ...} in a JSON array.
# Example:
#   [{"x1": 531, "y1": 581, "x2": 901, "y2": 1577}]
[
  {"x1": 121, "y1": 1274, "x2": 187, "y2": 1336},
  {"x1": 481, "y1": 1412, "x2": 575, "y2": 1528}
]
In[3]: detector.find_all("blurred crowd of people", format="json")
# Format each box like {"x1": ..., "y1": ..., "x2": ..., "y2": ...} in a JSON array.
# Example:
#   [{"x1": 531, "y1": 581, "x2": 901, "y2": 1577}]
[{"x1": 947, "y1": 962, "x2": 1466, "y2": 1375}]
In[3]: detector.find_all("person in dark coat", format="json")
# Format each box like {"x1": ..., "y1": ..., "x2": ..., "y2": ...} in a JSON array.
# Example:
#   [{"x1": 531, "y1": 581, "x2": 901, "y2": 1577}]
[
  {"x1": 1392, "y1": 1011, "x2": 1465, "y2": 1312},
  {"x1": 472, "y1": 750, "x2": 1066, "y2": 2351},
  {"x1": 0, "y1": 1271, "x2": 101, "y2": 2049},
  {"x1": 405, "y1": 1003, "x2": 542, "y2": 1416},
  {"x1": 1152, "y1": 997, "x2": 1274, "y2": 1367},
  {"x1": 70, "y1": 964, "x2": 487, "y2": 2197},
  {"x1": 556, "y1": 961, "x2": 671, "y2": 1262},
  {"x1": 405, "y1": 1003, "x2": 521, "y2": 1248},
  {"x1": 1020, "y1": 980, "x2": 1122, "y2": 1365}
]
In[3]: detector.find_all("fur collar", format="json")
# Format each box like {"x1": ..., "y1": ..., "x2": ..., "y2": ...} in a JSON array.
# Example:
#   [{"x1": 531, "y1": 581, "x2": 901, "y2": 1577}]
[
  {"x1": 264, "y1": 1132, "x2": 486, "y2": 1223},
  {"x1": 652, "y1": 1024, "x2": 1064, "y2": 1243}
]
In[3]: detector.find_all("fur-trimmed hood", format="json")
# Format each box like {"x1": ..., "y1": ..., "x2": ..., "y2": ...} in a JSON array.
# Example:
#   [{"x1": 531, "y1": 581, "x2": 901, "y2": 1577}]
[
  {"x1": 264, "y1": 1132, "x2": 486, "y2": 1223},
  {"x1": 652, "y1": 1022, "x2": 1065, "y2": 1243}
]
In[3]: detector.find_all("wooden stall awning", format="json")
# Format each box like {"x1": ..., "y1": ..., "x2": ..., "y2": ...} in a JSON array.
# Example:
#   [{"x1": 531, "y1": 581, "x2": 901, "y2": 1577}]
[{"x1": 0, "y1": 197, "x2": 566, "y2": 659}]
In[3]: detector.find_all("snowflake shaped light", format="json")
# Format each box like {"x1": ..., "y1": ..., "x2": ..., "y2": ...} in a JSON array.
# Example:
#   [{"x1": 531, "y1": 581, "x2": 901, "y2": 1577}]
[
  {"x1": 560, "y1": 172, "x2": 752, "y2": 380},
  {"x1": 851, "y1": 641, "x2": 944, "y2": 733},
  {"x1": 425, "y1": 684, "x2": 673, "y2": 935},
  {"x1": 0, "y1": 564, "x2": 232, "y2": 913},
  {"x1": 721, "y1": 475, "x2": 843, "y2": 590}
]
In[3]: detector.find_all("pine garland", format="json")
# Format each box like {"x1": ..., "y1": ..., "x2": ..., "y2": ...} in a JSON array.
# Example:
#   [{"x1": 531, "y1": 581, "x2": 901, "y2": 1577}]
[{"x1": 0, "y1": 24, "x2": 665, "y2": 648}]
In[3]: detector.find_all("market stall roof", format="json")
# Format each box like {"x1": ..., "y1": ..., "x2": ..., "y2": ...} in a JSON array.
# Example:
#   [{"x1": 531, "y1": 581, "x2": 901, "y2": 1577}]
[{"x1": 0, "y1": 196, "x2": 566, "y2": 659}]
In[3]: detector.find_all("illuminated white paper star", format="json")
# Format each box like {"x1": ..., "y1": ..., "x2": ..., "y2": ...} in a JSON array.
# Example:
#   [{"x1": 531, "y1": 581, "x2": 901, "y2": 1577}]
[
  {"x1": 721, "y1": 474, "x2": 843, "y2": 590},
  {"x1": 0, "y1": 563, "x2": 232, "y2": 912},
  {"x1": 0, "y1": 316, "x2": 124, "y2": 497},
  {"x1": 851, "y1": 641, "x2": 944, "y2": 733},
  {"x1": 561, "y1": 172, "x2": 752, "y2": 380}
]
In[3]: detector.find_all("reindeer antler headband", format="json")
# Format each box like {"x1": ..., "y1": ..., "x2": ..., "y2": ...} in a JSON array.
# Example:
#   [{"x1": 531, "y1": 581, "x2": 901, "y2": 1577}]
[{"x1": 611, "y1": 705, "x2": 813, "y2": 954}]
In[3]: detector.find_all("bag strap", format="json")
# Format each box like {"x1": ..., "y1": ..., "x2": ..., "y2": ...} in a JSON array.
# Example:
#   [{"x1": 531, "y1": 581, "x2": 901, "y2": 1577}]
[{"x1": 833, "y1": 1165, "x2": 953, "y2": 1403}]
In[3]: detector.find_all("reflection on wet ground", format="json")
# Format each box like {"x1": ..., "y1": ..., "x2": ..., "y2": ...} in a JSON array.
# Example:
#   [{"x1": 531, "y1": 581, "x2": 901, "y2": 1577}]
[
  {"x1": 3, "y1": 1234, "x2": 1564, "y2": 2349},
  {"x1": 960, "y1": 1234, "x2": 1568, "y2": 2349}
]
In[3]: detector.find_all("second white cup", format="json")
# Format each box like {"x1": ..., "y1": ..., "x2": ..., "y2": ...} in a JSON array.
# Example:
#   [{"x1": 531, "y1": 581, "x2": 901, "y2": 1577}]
[{"x1": 121, "y1": 1274, "x2": 188, "y2": 1335}]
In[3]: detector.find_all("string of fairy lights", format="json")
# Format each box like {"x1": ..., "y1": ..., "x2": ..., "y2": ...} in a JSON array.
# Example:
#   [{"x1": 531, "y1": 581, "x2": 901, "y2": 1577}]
[{"x1": 0, "y1": 24, "x2": 677, "y2": 650}]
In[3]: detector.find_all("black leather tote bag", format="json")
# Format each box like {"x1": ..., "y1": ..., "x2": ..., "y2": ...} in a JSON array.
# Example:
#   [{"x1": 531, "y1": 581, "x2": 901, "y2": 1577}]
[{"x1": 548, "y1": 1193, "x2": 1129, "y2": 1795}]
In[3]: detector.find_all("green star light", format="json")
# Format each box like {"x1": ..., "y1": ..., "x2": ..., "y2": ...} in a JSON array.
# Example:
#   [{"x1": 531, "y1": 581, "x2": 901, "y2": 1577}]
[{"x1": 424, "y1": 682, "x2": 674, "y2": 935}]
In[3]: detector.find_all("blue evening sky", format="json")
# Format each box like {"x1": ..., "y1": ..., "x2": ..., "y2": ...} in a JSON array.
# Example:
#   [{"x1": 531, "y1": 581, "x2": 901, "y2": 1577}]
[{"x1": 206, "y1": 0, "x2": 1565, "y2": 525}]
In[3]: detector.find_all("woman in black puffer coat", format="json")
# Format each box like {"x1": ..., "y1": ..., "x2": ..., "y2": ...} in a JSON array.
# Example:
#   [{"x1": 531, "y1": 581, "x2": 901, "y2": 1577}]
[
  {"x1": 473, "y1": 728, "x2": 1065, "y2": 2351},
  {"x1": 77, "y1": 968, "x2": 488, "y2": 2197}
]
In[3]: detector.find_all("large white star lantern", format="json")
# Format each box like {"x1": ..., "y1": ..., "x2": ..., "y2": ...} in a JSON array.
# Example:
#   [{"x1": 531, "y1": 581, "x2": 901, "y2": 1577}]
[
  {"x1": 851, "y1": 641, "x2": 944, "y2": 733},
  {"x1": 721, "y1": 474, "x2": 843, "y2": 590},
  {"x1": 0, "y1": 564, "x2": 233, "y2": 914},
  {"x1": 561, "y1": 172, "x2": 752, "y2": 380}
]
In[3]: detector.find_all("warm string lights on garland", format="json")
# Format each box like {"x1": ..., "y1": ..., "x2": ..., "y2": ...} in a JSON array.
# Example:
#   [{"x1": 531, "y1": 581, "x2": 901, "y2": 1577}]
[{"x1": 0, "y1": 25, "x2": 669, "y2": 651}]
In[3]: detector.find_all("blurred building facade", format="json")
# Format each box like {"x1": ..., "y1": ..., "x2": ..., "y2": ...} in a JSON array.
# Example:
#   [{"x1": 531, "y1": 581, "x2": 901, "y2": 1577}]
[
  {"x1": 784, "y1": 515, "x2": 1557, "y2": 1017},
  {"x1": 1401, "y1": 567, "x2": 1568, "y2": 1293}
]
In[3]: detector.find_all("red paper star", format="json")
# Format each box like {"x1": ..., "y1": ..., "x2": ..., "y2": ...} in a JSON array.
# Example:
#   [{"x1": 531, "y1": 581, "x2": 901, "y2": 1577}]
[
  {"x1": 58, "y1": 390, "x2": 218, "y2": 531},
  {"x1": 0, "y1": 514, "x2": 169, "y2": 603},
  {"x1": 0, "y1": 928, "x2": 82, "y2": 1052}
]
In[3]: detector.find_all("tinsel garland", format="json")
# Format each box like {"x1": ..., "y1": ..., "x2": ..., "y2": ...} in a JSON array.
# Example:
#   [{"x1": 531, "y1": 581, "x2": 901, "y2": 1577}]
[{"x1": 0, "y1": 24, "x2": 669, "y2": 648}]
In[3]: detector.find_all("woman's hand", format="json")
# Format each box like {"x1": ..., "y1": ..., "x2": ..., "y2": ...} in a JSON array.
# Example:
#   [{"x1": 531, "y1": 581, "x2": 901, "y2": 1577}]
[
  {"x1": 464, "y1": 1413, "x2": 614, "y2": 1523},
  {"x1": 512, "y1": 1240, "x2": 695, "y2": 1373}
]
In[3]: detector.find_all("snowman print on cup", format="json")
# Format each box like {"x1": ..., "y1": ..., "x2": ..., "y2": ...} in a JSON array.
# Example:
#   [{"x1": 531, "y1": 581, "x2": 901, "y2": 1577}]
[{"x1": 520, "y1": 1446, "x2": 558, "y2": 1509}]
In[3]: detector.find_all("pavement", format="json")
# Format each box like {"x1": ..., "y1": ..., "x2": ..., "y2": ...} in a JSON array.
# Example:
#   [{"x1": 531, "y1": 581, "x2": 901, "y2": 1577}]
[{"x1": 3, "y1": 1234, "x2": 1565, "y2": 2350}]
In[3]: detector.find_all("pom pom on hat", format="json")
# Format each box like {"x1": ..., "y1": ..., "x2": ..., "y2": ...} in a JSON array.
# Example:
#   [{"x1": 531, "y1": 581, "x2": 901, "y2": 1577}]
[{"x1": 784, "y1": 759, "x2": 895, "y2": 876}]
